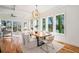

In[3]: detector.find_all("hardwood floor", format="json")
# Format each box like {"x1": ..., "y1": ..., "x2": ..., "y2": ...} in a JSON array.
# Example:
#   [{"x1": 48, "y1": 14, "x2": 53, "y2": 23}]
[{"x1": 57, "y1": 41, "x2": 79, "y2": 53}]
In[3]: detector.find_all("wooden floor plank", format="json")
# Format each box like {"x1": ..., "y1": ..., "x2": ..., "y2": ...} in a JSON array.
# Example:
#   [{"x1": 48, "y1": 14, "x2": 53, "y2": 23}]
[{"x1": 57, "y1": 41, "x2": 79, "y2": 53}]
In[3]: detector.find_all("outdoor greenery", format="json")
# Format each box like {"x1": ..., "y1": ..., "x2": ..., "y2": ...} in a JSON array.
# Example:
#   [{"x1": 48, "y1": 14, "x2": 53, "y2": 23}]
[
  {"x1": 56, "y1": 14, "x2": 64, "y2": 33},
  {"x1": 48, "y1": 17, "x2": 53, "y2": 32}
]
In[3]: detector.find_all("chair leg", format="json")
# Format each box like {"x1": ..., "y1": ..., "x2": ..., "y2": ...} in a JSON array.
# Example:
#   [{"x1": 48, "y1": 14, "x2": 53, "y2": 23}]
[{"x1": 46, "y1": 44, "x2": 49, "y2": 53}]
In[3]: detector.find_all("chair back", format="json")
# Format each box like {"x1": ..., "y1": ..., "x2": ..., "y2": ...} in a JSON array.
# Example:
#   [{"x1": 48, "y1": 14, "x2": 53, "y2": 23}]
[{"x1": 46, "y1": 36, "x2": 54, "y2": 43}]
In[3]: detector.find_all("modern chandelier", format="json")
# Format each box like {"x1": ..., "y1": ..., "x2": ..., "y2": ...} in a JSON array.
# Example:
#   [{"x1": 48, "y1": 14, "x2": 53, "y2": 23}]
[{"x1": 32, "y1": 5, "x2": 40, "y2": 20}]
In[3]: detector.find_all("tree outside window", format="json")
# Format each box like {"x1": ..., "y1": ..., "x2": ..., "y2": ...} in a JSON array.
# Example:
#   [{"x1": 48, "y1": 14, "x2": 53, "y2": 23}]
[
  {"x1": 56, "y1": 14, "x2": 64, "y2": 34},
  {"x1": 48, "y1": 17, "x2": 53, "y2": 32}
]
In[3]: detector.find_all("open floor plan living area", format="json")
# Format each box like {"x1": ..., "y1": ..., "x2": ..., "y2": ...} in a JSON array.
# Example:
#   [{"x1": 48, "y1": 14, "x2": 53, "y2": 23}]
[{"x1": 0, "y1": 5, "x2": 79, "y2": 53}]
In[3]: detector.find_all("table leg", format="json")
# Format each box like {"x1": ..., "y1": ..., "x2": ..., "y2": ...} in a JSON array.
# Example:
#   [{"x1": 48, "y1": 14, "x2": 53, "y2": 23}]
[
  {"x1": 36, "y1": 36, "x2": 45, "y2": 47},
  {"x1": 36, "y1": 36, "x2": 40, "y2": 46}
]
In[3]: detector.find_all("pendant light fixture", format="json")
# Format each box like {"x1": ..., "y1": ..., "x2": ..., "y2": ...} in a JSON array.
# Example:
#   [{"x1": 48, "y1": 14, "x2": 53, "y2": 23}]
[{"x1": 32, "y1": 5, "x2": 40, "y2": 20}]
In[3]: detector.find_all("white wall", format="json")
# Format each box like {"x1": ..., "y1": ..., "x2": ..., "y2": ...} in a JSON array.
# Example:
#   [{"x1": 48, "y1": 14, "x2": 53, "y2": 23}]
[{"x1": 65, "y1": 6, "x2": 79, "y2": 47}]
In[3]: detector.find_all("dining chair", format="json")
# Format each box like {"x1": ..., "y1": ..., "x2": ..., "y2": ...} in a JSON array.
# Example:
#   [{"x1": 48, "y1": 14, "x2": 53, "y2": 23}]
[
  {"x1": 43, "y1": 35, "x2": 54, "y2": 53},
  {"x1": 22, "y1": 33, "x2": 30, "y2": 45},
  {"x1": 27, "y1": 31, "x2": 37, "y2": 48},
  {"x1": 22, "y1": 30, "x2": 37, "y2": 49}
]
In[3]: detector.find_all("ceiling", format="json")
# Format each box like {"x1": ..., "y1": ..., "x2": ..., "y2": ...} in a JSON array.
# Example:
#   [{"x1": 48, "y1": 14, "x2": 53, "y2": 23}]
[
  {"x1": 15, "y1": 5, "x2": 55, "y2": 13},
  {"x1": 0, "y1": 5, "x2": 56, "y2": 19}
]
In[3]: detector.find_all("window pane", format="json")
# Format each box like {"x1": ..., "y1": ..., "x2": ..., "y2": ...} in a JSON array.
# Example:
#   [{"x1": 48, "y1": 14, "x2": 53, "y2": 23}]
[
  {"x1": 17, "y1": 22, "x2": 21, "y2": 31},
  {"x1": 35, "y1": 20, "x2": 38, "y2": 30},
  {"x1": 48, "y1": 17, "x2": 53, "y2": 32},
  {"x1": 30, "y1": 20, "x2": 33, "y2": 29},
  {"x1": 42, "y1": 18, "x2": 46, "y2": 31},
  {"x1": 56, "y1": 14, "x2": 64, "y2": 33},
  {"x1": 13, "y1": 21, "x2": 17, "y2": 32},
  {"x1": 6, "y1": 21, "x2": 12, "y2": 31},
  {"x1": 24, "y1": 22, "x2": 27, "y2": 27},
  {"x1": 1, "y1": 20, "x2": 6, "y2": 26}
]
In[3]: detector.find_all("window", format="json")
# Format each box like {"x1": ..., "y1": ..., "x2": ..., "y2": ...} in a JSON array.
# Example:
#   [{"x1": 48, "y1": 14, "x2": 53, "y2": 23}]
[
  {"x1": 13, "y1": 21, "x2": 17, "y2": 32},
  {"x1": 35, "y1": 20, "x2": 38, "y2": 29},
  {"x1": 13, "y1": 21, "x2": 21, "y2": 32},
  {"x1": 17, "y1": 22, "x2": 21, "y2": 31},
  {"x1": 0, "y1": 20, "x2": 1, "y2": 30},
  {"x1": 42, "y1": 18, "x2": 46, "y2": 31},
  {"x1": 1, "y1": 20, "x2": 12, "y2": 31},
  {"x1": 48, "y1": 17, "x2": 53, "y2": 32},
  {"x1": 1, "y1": 20, "x2": 6, "y2": 26},
  {"x1": 56, "y1": 14, "x2": 64, "y2": 33},
  {"x1": 6, "y1": 21, "x2": 12, "y2": 30},
  {"x1": 24, "y1": 22, "x2": 27, "y2": 27},
  {"x1": 0, "y1": 20, "x2": 22, "y2": 32},
  {"x1": 30, "y1": 19, "x2": 33, "y2": 29}
]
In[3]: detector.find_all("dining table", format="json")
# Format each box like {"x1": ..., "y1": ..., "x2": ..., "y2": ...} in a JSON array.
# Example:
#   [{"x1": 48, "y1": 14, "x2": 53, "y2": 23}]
[{"x1": 32, "y1": 31, "x2": 52, "y2": 47}]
